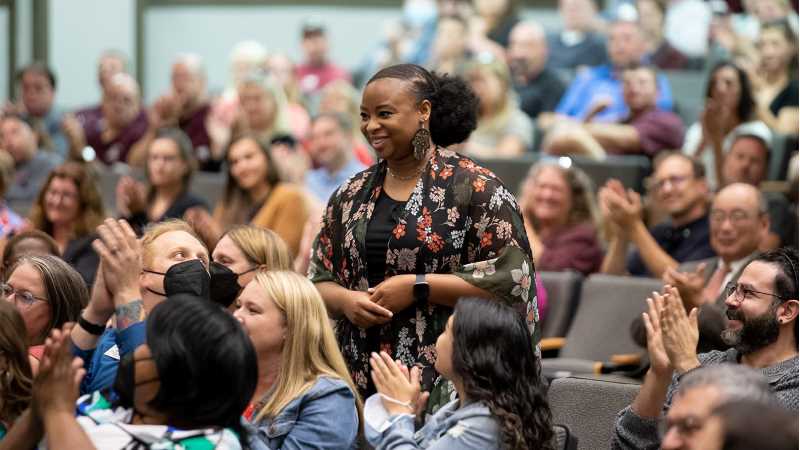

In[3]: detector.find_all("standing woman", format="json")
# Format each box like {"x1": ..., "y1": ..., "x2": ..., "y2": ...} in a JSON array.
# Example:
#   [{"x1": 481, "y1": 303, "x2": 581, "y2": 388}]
[
  {"x1": 116, "y1": 127, "x2": 208, "y2": 234},
  {"x1": 309, "y1": 64, "x2": 538, "y2": 410},
  {"x1": 28, "y1": 162, "x2": 105, "y2": 286}
]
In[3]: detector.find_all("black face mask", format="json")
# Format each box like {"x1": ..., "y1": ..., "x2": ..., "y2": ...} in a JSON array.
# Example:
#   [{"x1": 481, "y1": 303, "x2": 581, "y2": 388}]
[
  {"x1": 209, "y1": 262, "x2": 256, "y2": 308},
  {"x1": 143, "y1": 259, "x2": 210, "y2": 299},
  {"x1": 113, "y1": 353, "x2": 158, "y2": 409}
]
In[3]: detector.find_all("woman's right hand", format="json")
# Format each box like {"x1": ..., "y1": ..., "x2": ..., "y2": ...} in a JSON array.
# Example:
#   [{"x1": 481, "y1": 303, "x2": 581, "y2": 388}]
[
  {"x1": 115, "y1": 176, "x2": 146, "y2": 216},
  {"x1": 343, "y1": 290, "x2": 393, "y2": 329}
]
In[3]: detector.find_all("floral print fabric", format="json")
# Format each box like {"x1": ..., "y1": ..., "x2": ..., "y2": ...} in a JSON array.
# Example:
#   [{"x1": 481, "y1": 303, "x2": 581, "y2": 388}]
[{"x1": 309, "y1": 148, "x2": 539, "y2": 410}]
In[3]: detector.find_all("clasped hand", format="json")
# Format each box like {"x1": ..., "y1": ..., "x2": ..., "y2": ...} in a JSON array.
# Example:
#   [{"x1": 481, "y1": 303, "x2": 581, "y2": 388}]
[{"x1": 345, "y1": 275, "x2": 416, "y2": 329}]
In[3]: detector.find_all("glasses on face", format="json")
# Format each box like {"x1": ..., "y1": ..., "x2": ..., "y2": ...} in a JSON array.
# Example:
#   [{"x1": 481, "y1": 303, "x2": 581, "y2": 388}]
[
  {"x1": 45, "y1": 188, "x2": 78, "y2": 202},
  {"x1": 658, "y1": 415, "x2": 706, "y2": 439},
  {"x1": 648, "y1": 175, "x2": 691, "y2": 193},
  {"x1": 1, "y1": 283, "x2": 47, "y2": 308},
  {"x1": 724, "y1": 282, "x2": 787, "y2": 305},
  {"x1": 710, "y1": 209, "x2": 754, "y2": 225}
]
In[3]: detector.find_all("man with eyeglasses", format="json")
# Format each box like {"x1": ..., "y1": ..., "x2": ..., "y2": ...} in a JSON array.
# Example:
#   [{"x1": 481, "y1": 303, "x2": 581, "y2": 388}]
[
  {"x1": 600, "y1": 151, "x2": 715, "y2": 278},
  {"x1": 613, "y1": 248, "x2": 799, "y2": 450}
]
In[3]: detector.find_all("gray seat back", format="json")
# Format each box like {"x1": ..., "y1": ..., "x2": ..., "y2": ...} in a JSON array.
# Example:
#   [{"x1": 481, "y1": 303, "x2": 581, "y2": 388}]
[
  {"x1": 539, "y1": 270, "x2": 583, "y2": 338},
  {"x1": 548, "y1": 376, "x2": 640, "y2": 450}
]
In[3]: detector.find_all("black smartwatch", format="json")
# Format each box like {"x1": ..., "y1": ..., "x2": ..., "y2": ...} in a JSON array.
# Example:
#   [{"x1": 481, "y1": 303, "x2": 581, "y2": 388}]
[
  {"x1": 79, "y1": 314, "x2": 106, "y2": 336},
  {"x1": 413, "y1": 274, "x2": 430, "y2": 302}
]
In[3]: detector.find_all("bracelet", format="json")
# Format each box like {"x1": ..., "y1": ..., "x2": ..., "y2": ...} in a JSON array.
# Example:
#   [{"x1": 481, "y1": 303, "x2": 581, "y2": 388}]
[
  {"x1": 379, "y1": 394, "x2": 414, "y2": 412},
  {"x1": 78, "y1": 314, "x2": 107, "y2": 336}
]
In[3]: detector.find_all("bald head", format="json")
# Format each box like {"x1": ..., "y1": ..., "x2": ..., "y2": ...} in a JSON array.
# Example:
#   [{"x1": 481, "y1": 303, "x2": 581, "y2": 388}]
[
  {"x1": 172, "y1": 53, "x2": 207, "y2": 107},
  {"x1": 508, "y1": 20, "x2": 549, "y2": 82},
  {"x1": 710, "y1": 183, "x2": 769, "y2": 263},
  {"x1": 103, "y1": 73, "x2": 141, "y2": 129}
]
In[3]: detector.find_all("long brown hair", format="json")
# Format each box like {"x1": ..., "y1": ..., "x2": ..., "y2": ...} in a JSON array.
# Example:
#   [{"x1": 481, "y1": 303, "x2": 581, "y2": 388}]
[
  {"x1": 28, "y1": 162, "x2": 106, "y2": 238},
  {"x1": 0, "y1": 300, "x2": 33, "y2": 426}
]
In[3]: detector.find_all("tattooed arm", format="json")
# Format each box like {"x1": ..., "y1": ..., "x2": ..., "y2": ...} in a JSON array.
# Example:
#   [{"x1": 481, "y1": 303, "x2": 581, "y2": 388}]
[{"x1": 115, "y1": 299, "x2": 145, "y2": 330}]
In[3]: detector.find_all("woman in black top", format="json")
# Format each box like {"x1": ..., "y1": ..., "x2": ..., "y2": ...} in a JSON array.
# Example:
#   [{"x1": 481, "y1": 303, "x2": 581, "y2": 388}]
[
  {"x1": 752, "y1": 19, "x2": 798, "y2": 134},
  {"x1": 116, "y1": 127, "x2": 208, "y2": 234}
]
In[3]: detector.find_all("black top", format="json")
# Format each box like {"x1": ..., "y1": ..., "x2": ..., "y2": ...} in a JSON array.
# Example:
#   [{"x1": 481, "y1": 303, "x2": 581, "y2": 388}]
[
  {"x1": 365, "y1": 190, "x2": 407, "y2": 288},
  {"x1": 626, "y1": 215, "x2": 716, "y2": 277},
  {"x1": 63, "y1": 234, "x2": 100, "y2": 289},
  {"x1": 769, "y1": 78, "x2": 799, "y2": 116},
  {"x1": 515, "y1": 67, "x2": 567, "y2": 119},
  {"x1": 125, "y1": 191, "x2": 209, "y2": 235},
  {"x1": 546, "y1": 31, "x2": 609, "y2": 70}
]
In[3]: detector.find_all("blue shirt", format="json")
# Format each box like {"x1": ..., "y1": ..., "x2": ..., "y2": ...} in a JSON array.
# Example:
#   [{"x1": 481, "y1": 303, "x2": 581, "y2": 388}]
[
  {"x1": 246, "y1": 376, "x2": 359, "y2": 450},
  {"x1": 22, "y1": 108, "x2": 68, "y2": 161},
  {"x1": 305, "y1": 158, "x2": 367, "y2": 203},
  {"x1": 555, "y1": 65, "x2": 673, "y2": 123},
  {"x1": 72, "y1": 322, "x2": 147, "y2": 395}
]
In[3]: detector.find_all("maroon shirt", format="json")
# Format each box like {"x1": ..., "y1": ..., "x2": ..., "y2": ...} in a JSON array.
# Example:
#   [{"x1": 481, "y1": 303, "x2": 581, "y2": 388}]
[
  {"x1": 296, "y1": 62, "x2": 351, "y2": 96},
  {"x1": 538, "y1": 222, "x2": 604, "y2": 275},
  {"x1": 179, "y1": 103, "x2": 212, "y2": 163},
  {"x1": 83, "y1": 111, "x2": 148, "y2": 165},
  {"x1": 619, "y1": 107, "x2": 685, "y2": 157}
]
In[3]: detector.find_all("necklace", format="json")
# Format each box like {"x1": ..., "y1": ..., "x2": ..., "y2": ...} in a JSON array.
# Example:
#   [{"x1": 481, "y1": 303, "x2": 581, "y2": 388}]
[{"x1": 386, "y1": 148, "x2": 434, "y2": 181}]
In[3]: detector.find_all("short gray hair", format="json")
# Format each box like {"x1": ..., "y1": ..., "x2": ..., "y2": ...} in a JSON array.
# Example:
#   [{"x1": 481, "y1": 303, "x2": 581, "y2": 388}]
[{"x1": 677, "y1": 363, "x2": 774, "y2": 406}]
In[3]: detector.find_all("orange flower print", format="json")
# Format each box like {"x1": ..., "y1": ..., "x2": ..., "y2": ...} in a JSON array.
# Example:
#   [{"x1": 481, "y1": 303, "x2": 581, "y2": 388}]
[
  {"x1": 473, "y1": 178, "x2": 486, "y2": 192},
  {"x1": 392, "y1": 223, "x2": 406, "y2": 239},
  {"x1": 427, "y1": 233, "x2": 445, "y2": 253},
  {"x1": 480, "y1": 231, "x2": 493, "y2": 248},
  {"x1": 440, "y1": 166, "x2": 453, "y2": 180}
]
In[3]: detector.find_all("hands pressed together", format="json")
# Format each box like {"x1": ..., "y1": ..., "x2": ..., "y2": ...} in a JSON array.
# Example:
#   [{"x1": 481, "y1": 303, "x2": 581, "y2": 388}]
[
  {"x1": 598, "y1": 179, "x2": 643, "y2": 237},
  {"x1": 33, "y1": 324, "x2": 85, "y2": 419},
  {"x1": 370, "y1": 351, "x2": 430, "y2": 418},
  {"x1": 642, "y1": 285, "x2": 701, "y2": 377}
]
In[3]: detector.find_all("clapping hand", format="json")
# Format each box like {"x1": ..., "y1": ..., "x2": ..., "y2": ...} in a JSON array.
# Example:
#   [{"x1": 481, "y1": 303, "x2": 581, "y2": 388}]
[
  {"x1": 92, "y1": 219, "x2": 142, "y2": 302},
  {"x1": 663, "y1": 264, "x2": 707, "y2": 309},
  {"x1": 33, "y1": 325, "x2": 85, "y2": 417},
  {"x1": 115, "y1": 176, "x2": 147, "y2": 217},
  {"x1": 659, "y1": 285, "x2": 700, "y2": 374},
  {"x1": 370, "y1": 352, "x2": 428, "y2": 417},
  {"x1": 642, "y1": 290, "x2": 671, "y2": 377}
]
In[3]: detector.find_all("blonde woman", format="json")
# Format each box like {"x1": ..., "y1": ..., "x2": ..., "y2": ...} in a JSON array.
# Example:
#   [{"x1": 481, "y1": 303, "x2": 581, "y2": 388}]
[{"x1": 235, "y1": 270, "x2": 361, "y2": 449}]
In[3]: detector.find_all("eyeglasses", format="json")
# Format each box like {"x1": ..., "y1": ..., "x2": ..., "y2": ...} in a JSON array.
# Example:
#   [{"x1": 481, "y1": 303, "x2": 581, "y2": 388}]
[
  {"x1": 710, "y1": 209, "x2": 755, "y2": 225},
  {"x1": 1, "y1": 283, "x2": 48, "y2": 307},
  {"x1": 45, "y1": 189, "x2": 78, "y2": 202},
  {"x1": 648, "y1": 175, "x2": 691, "y2": 193},
  {"x1": 724, "y1": 282, "x2": 787, "y2": 304},
  {"x1": 658, "y1": 415, "x2": 706, "y2": 439}
]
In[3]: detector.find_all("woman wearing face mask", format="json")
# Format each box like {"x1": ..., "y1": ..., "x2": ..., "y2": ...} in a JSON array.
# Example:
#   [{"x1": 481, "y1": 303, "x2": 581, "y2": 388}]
[
  {"x1": 234, "y1": 270, "x2": 361, "y2": 450},
  {"x1": 3, "y1": 255, "x2": 86, "y2": 368},
  {"x1": 211, "y1": 225, "x2": 292, "y2": 309},
  {"x1": 366, "y1": 298, "x2": 553, "y2": 449},
  {"x1": 116, "y1": 127, "x2": 208, "y2": 234},
  {"x1": 0, "y1": 301, "x2": 32, "y2": 440},
  {"x1": 2, "y1": 295, "x2": 258, "y2": 449}
]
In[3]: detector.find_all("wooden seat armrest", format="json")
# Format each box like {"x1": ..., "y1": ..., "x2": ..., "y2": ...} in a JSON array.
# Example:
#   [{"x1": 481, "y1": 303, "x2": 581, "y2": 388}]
[{"x1": 540, "y1": 337, "x2": 566, "y2": 352}]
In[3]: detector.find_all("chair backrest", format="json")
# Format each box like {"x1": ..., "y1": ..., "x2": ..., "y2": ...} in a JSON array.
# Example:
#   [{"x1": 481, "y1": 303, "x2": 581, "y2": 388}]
[
  {"x1": 548, "y1": 376, "x2": 640, "y2": 450},
  {"x1": 539, "y1": 271, "x2": 583, "y2": 338},
  {"x1": 560, "y1": 274, "x2": 663, "y2": 360},
  {"x1": 190, "y1": 171, "x2": 226, "y2": 208},
  {"x1": 552, "y1": 423, "x2": 579, "y2": 450}
]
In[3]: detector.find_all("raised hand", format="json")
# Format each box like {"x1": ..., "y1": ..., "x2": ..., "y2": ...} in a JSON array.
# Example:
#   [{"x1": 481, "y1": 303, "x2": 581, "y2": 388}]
[
  {"x1": 91, "y1": 219, "x2": 142, "y2": 301},
  {"x1": 642, "y1": 291, "x2": 671, "y2": 377},
  {"x1": 370, "y1": 351, "x2": 423, "y2": 416},
  {"x1": 659, "y1": 285, "x2": 700, "y2": 374},
  {"x1": 33, "y1": 325, "x2": 85, "y2": 417},
  {"x1": 663, "y1": 263, "x2": 707, "y2": 309}
]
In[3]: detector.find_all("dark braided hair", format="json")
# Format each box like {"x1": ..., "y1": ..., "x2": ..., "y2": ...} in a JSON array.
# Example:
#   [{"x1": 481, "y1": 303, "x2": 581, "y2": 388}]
[
  {"x1": 367, "y1": 64, "x2": 479, "y2": 147},
  {"x1": 451, "y1": 298, "x2": 554, "y2": 450}
]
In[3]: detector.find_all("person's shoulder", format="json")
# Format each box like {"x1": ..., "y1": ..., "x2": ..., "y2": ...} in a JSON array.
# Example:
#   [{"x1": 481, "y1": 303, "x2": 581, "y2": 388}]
[
  {"x1": 698, "y1": 348, "x2": 737, "y2": 365},
  {"x1": 332, "y1": 164, "x2": 378, "y2": 200},
  {"x1": 302, "y1": 376, "x2": 357, "y2": 405}
]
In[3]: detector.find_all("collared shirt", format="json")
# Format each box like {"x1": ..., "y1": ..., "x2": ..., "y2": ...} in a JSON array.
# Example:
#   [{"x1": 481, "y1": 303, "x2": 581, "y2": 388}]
[
  {"x1": 626, "y1": 215, "x2": 716, "y2": 277},
  {"x1": 22, "y1": 107, "x2": 68, "y2": 160},
  {"x1": 305, "y1": 157, "x2": 367, "y2": 203},
  {"x1": 7, "y1": 151, "x2": 59, "y2": 205},
  {"x1": 555, "y1": 65, "x2": 674, "y2": 123},
  {"x1": 718, "y1": 256, "x2": 750, "y2": 297}
]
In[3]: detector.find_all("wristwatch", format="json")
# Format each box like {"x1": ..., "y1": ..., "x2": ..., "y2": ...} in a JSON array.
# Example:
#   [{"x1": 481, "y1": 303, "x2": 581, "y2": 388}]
[
  {"x1": 79, "y1": 313, "x2": 106, "y2": 336},
  {"x1": 413, "y1": 274, "x2": 430, "y2": 302}
]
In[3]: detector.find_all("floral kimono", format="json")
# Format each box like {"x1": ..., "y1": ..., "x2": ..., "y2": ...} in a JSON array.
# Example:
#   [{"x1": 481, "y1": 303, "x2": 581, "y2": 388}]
[{"x1": 309, "y1": 148, "x2": 539, "y2": 410}]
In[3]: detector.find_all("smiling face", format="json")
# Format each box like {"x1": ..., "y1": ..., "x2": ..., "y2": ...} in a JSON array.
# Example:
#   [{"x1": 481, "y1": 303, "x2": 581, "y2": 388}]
[
  {"x1": 43, "y1": 176, "x2": 81, "y2": 229},
  {"x1": 360, "y1": 77, "x2": 429, "y2": 161},
  {"x1": 233, "y1": 281, "x2": 286, "y2": 358},
  {"x1": 721, "y1": 261, "x2": 785, "y2": 353},
  {"x1": 4, "y1": 263, "x2": 50, "y2": 344},
  {"x1": 651, "y1": 156, "x2": 708, "y2": 219},
  {"x1": 622, "y1": 67, "x2": 659, "y2": 113},
  {"x1": 722, "y1": 137, "x2": 768, "y2": 186},
  {"x1": 709, "y1": 184, "x2": 767, "y2": 262},
  {"x1": 758, "y1": 27, "x2": 795, "y2": 74},
  {"x1": 228, "y1": 138, "x2": 269, "y2": 193},
  {"x1": 308, "y1": 115, "x2": 350, "y2": 170},
  {"x1": 528, "y1": 166, "x2": 572, "y2": 227}
]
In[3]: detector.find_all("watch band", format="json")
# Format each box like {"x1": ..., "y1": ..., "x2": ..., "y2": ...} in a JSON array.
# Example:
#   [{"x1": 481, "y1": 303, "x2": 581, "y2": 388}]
[
  {"x1": 78, "y1": 314, "x2": 106, "y2": 336},
  {"x1": 415, "y1": 274, "x2": 426, "y2": 284}
]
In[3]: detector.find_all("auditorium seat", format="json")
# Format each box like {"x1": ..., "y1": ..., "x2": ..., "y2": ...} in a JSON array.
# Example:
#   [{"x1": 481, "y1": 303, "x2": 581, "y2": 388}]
[
  {"x1": 539, "y1": 270, "x2": 583, "y2": 338},
  {"x1": 553, "y1": 423, "x2": 579, "y2": 450}
]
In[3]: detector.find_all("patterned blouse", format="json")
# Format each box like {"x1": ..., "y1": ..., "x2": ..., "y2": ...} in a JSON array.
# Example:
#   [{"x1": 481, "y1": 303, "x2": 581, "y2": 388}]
[{"x1": 309, "y1": 148, "x2": 539, "y2": 409}]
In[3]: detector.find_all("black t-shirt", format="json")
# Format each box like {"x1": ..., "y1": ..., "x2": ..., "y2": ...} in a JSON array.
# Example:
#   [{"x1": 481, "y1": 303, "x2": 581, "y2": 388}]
[
  {"x1": 515, "y1": 68, "x2": 567, "y2": 119},
  {"x1": 626, "y1": 215, "x2": 716, "y2": 277},
  {"x1": 365, "y1": 190, "x2": 407, "y2": 288},
  {"x1": 770, "y1": 78, "x2": 799, "y2": 116}
]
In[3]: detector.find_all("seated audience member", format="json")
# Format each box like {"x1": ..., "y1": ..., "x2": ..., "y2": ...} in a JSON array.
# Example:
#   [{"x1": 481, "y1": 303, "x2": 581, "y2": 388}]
[
  {"x1": 366, "y1": 298, "x2": 553, "y2": 449},
  {"x1": 547, "y1": 0, "x2": 608, "y2": 69},
  {"x1": 0, "y1": 230, "x2": 59, "y2": 279},
  {"x1": 519, "y1": 162, "x2": 604, "y2": 275},
  {"x1": 3, "y1": 255, "x2": 85, "y2": 367},
  {"x1": 318, "y1": 80, "x2": 375, "y2": 166},
  {"x1": 187, "y1": 135, "x2": 309, "y2": 255},
  {"x1": 694, "y1": 399, "x2": 799, "y2": 450},
  {"x1": 474, "y1": 0, "x2": 520, "y2": 47},
  {"x1": 507, "y1": 20, "x2": 566, "y2": 120},
  {"x1": 211, "y1": 225, "x2": 292, "y2": 308},
  {"x1": 0, "y1": 152, "x2": 24, "y2": 238},
  {"x1": 462, "y1": 57, "x2": 534, "y2": 158},
  {"x1": 426, "y1": 14, "x2": 473, "y2": 75},
  {"x1": 74, "y1": 50, "x2": 128, "y2": 125},
  {"x1": 130, "y1": 54, "x2": 219, "y2": 171},
  {"x1": 750, "y1": 19, "x2": 798, "y2": 135},
  {"x1": 5, "y1": 63, "x2": 69, "y2": 159},
  {"x1": 681, "y1": 62, "x2": 766, "y2": 189},
  {"x1": 0, "y1": 115, "x2": 58, "y2": 206},
  {"x1": 601, "y1": 152, "x2": 715, "y2": 278},
  {"x1": 544, "y1": 65, "x2": 684, "y2": 159},
  {"x1": 70, "y1": 219, "x2": 210, "y2": 395},
  {"x1": 305, "y1": 113, "x2": 367, "y2": 203},
  {"x1": 268, "y1": 133, "x2": 311, "y2": 185},
  {"x1": 613, "y1": 248, "x2": 799, "y2": 449},
  {"x1": 545, "y1": 20, "x2": 673, "y2": 124},
  {"x1": 116, "y1": 128, "x2": 208, "y2": 234},
  {"x1": 29, "y1": 162, "x2": 105, "y2": 286},
  {"x1": 0, "y1": 301, "x2": 32, "y2": 439},
  {"x1": 8, "y1": 295, "x2": 257, "y2": 449},
  {"x1": 636, "y1": 0, "x2": 695, "y2": 70},
  {"x1": 79, "y1": 73, "x2": 148, "y2": 165},
  {"x1": 296, "y1": 20, "x2": 352, "y2": 101},
  {"x1": 268, "y1": 53, "x2": 311, "y2": 139},
  {"x1": 236, "y1": 270, "x2": 361, "y2": 449}
]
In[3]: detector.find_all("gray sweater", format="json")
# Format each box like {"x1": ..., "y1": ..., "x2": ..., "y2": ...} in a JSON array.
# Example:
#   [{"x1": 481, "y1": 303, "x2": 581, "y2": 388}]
[{"x1": 611, "y1": 349, "x2": 799, "y2": 450}]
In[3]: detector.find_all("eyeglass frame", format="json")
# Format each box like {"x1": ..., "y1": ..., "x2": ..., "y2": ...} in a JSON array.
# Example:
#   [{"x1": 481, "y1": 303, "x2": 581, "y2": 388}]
[
  {"x1": 647, "y1": 174, "x2": 693, "y2": 193},
  {"x1": 723, "y1": 281, "x2": 788, "y2": 305},
  {"x1": 657, "y1": 413, "x2": 708, "y2": 439},
  {"x1": 1, "y1": 282, "x2": 48, "y2": 308}
]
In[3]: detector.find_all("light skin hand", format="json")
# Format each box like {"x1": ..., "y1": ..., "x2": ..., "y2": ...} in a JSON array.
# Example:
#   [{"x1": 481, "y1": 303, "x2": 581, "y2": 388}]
[
  {"x1": 368, "y1": 274, "x2": 415, "y2": 314},
  {"x1": 370, "y1": 351, "x2": 422, "y2": 416},
  {"x1": 643, "y1": 291, "x2": 672, "y2": 377},
  {"x1": 662, "y1": 263, "x2": 707, "y2": 309},
  {"x1": 92, "y1": 219, "x2": 142, "y2": 304},
  {"x1": 659, "y1": 286, "x2": 700, "y2": 374},
  {"x1": 33, "y1": 325, "x2": 85, "y2": 417}
]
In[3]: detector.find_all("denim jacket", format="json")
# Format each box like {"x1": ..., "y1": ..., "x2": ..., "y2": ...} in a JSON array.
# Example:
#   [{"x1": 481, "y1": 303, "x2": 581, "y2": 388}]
[
  {"x1": 367, "y1": 398, "x2": 500, "y2": 449},
  {"x1": 246, "y1": 376, "x2": 359, "y2": 450}
]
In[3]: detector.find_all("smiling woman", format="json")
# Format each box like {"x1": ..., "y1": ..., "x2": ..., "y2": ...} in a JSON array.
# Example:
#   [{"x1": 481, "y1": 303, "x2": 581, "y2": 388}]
[{"x1": 310, "y1": 64, "x2": 539, "y2": 413}]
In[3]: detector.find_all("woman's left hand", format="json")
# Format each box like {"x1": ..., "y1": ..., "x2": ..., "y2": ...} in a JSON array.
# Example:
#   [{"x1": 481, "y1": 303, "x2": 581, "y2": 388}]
[
  {"x1": 33, "y1": 325, "x2": 86, "y2": 418},
  {"x1": 370, "y1": 351, "x2": 422, "y2": 416},
  {"x1": 369, "y1": 275, "x2": 415, "y2": 314}
]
